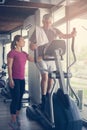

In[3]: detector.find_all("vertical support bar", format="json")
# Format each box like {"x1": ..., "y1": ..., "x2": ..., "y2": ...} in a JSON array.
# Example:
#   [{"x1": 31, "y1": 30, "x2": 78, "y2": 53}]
[
  {"x1": 65, "y1": 0, "x2": 70, "y2": 93},
  {"x1": 54, "y1": 50, "x2": 68, "y2": 94}
]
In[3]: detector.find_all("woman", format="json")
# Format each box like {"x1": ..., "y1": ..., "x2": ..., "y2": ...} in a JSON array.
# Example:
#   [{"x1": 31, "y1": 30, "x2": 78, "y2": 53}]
[{"x1": 7, "y1": 35, "x2": 33, "y2": 130}]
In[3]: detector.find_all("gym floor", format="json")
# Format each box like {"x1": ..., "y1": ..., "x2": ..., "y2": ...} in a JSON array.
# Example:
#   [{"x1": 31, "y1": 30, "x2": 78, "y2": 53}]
[
  {"x1": 0, "y1": 94, "x2": 44, "y2": 130},
  {"x1": 0, "y1": 94, "x2": 86, "y2": 130}
]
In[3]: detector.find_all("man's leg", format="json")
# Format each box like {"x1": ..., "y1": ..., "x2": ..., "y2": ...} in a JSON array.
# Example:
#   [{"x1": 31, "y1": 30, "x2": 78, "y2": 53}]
[
  {"x1": 47, "y1": 60, "x2": 55, "y2": 94},
  {"x1": 41, "y1": 73, "x2": 48, "y2": 109},
  {"x1": 36, "y1": 60, "x2": 48, "y2": 110},
  {"x1": 41, "y1": 73, "x2": 48, "y2": 95},
  {"x1": 41, "y1": 73, "x2": 48, "y2": 110}
]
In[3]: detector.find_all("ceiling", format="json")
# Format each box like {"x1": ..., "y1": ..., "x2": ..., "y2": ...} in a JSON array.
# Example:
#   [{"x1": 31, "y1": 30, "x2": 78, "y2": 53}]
[
  {"x1": 0, "y1": 0, "x2": 87, "y2": 34},
  {"x1": 0, "y1": 0, "x2": 56, "y2": 34}
]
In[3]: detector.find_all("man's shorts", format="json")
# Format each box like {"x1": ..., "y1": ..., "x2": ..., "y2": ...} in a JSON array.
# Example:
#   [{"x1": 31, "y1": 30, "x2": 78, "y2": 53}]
[{"x1": 36, "y1": 59, "x2": 56, "y2": 74}]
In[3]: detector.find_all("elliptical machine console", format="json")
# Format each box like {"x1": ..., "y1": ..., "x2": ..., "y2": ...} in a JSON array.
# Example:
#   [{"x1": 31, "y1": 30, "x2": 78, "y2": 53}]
[{"x1": 26, "y1": 39, "x2": 82, "y2": 130}]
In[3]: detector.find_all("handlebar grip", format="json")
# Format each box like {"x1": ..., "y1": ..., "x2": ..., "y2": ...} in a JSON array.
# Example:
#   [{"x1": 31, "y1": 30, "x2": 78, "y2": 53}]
[
  {"x1": 71, "y1": 27, "x2": 76, "y2": 52},
  {"x1": 34, "y1": 49, "x2": 38, "y2": 63}
]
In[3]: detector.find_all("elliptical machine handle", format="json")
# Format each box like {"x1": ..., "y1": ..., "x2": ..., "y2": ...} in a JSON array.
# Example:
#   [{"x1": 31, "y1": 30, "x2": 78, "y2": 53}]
[
  {"x1": 71, "y1": 28, "x2": 76, "y2": 52},
  {"x1": 33, "y1": 42, "x2": 38, "y2": 63},
  {"x1": 34, "y1": 49, "x2": 38, "y2": 63},
  {"x1": 68, "y1": 28, "x2": 76, "y2": 69}
]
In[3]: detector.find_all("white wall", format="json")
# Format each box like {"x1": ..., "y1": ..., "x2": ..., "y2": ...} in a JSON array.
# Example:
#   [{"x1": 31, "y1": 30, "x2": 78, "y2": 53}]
[{"x1": 27, "y1": 10, "x2": 41, "y2": 104}]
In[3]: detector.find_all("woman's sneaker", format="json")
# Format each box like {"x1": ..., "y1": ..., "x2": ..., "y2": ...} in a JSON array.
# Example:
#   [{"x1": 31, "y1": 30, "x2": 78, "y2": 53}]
[
  {"x1": 9, "y1": 120, "x2": 19, "y2": 130},
  {"x1": 16, "y1": 116, "x2": 21, "y2": 126}
]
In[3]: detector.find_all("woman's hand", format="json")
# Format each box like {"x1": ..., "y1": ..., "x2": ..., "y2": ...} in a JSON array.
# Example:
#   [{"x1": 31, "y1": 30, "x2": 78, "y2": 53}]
[
  {"x1": 30, "y1": 43, "x2": 37, "y2": 51},
  {"x1": 9, "y1": 79, "x2": 14, "y2": 88}
]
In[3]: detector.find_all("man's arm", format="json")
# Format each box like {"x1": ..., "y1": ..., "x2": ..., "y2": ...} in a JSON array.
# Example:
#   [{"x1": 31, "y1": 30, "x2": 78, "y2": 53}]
[{"x1": 55, "y1": 28, "x2": 76, "y2": 39}]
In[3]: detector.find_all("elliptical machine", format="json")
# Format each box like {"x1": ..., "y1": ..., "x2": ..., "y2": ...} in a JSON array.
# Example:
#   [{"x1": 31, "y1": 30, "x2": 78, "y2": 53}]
[{"x1": 26, "y1": 39, "x2": 82, "y2": 130}]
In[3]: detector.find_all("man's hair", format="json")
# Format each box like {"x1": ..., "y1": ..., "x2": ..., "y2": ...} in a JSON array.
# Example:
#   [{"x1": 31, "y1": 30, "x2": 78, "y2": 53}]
[{"x1": 42, "y1": 13, "x2": 52, "y2": 21}]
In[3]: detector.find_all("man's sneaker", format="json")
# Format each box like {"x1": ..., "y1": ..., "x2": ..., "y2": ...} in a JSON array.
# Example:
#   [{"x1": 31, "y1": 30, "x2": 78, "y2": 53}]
[
  {"x1": 16, "y1": 116, "x2": 21, "y2": 126},
  {"x1": 9, "y1": 120, "x2": 19, "y2": 130}
]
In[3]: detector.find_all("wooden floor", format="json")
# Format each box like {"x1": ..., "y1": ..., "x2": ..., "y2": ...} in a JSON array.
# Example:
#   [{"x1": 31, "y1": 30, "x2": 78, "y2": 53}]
[
  {"x1": 0, "y1": 94, "x2": 44, "y2": 130},
  {"x1": 0, "y1": 95, "x2": 87, "y2": 130}
]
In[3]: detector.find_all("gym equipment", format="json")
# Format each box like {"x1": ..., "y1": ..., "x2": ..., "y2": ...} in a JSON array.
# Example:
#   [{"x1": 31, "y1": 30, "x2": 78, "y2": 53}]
[
  {"x1": 1, "y1": 78, "x2": 11, "y2": 101},
  {"x1": 26, "y1": 39, "x2": 82, "y2": 130},
  {"x1": 0, "y1": 44, "x2": 8, "y2": 91},
  {"x1": 0, "y1": 71, "x2": 6, "y2": 89}
]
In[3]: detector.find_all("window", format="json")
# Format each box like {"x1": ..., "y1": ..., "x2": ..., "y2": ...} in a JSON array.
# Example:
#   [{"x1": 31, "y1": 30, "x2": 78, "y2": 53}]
[
  {"x1": 70, "y1": 18, "x2": 87, "y2": 106},
  {"x1": 52, "y1": 6, "x2": 65, "y2": 23},
  {"x1": 22, "y1": 29, "x2": 28, "y2": 37},
  {"x1": 11, "y1": 30, "x2": 21, "y2": 41}
]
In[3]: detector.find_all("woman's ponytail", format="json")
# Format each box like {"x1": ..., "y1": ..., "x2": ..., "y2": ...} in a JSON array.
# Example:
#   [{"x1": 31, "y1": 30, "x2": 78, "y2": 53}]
[{"x1": 11, "y1": 35, "x2": 21, "y2": 50}]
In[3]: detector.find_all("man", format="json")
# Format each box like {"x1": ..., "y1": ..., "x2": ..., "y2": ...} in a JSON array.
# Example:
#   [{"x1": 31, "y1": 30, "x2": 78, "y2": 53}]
[{"x1": 29, "y1": 13, "x2": 76, "y2": 111}]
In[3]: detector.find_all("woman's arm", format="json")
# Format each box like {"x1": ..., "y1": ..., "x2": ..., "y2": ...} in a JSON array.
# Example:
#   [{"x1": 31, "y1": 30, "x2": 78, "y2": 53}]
[
  {"x1": 27, "y1": 55, "x2": 34, "y2": 62},
  {"x1": 27, "y1": 54, "x2": 42, "y2": 62},
  {"x1": 7, "y1": 57, "x2": 14, "y2": 88}
]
